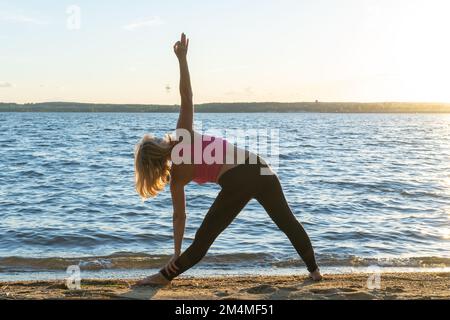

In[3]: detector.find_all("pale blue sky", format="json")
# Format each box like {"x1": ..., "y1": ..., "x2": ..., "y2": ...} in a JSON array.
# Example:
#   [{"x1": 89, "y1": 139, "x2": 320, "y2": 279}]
[{"x1": 1, "y1": 0, "x2": 449, "y2": 104}]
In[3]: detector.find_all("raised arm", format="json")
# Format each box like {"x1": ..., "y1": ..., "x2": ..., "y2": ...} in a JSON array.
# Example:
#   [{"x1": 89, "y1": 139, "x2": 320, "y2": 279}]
[{"x1": 173, "y1": 33, "x2": 193, "y2": 132}]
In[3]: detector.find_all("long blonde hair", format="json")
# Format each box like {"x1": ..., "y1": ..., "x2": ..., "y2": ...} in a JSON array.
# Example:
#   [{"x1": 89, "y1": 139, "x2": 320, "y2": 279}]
[{"x1": 134, "y1": 134, "x2": 174, "y2": 200}]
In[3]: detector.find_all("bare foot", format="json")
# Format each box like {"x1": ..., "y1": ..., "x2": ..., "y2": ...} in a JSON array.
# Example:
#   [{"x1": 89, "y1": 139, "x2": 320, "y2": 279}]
[
  {"x1": 309, "y1": 269, "x2": 323, "y2": 281},
  {"x1": 134, "y1": 272, "x2": 171, "y2": 287}
]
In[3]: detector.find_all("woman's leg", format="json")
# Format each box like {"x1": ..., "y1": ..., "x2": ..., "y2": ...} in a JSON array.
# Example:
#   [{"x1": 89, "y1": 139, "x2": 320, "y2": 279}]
[
  {"x1": 160, "y1": 187, "x2": 252, "y2": 280},
  {"x1": 255, "y1": 174, "x2": 319, "y2": 273}
]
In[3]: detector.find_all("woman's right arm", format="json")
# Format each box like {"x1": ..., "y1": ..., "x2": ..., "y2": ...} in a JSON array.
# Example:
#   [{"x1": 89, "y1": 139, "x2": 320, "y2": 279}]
[
  {"x1": 162, "y1": 179, "x2": 186, "y2": 276},
  {"x1": 173, "y1": 33, "x2": 193, "y2": 132},
  {"x1": 170, "y1": 180, "x2": 186, "y2": 257}
]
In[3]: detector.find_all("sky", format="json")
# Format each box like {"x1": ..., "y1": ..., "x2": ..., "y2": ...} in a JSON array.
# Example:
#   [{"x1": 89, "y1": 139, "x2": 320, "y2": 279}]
[{"x1": 1, "y1": 0, "x2": 450, "y2": 104}]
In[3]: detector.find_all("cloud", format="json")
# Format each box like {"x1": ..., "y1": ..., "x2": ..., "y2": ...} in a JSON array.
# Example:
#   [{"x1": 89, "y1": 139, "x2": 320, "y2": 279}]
[
  {"x1": 123, "y1": 16, "x2": 164, "y2": 31},
  {"x1": 0, "y1": 82, "x2": 13, "y2": 88},
  {"x1": 0, "y1": 13, "x2": 48, "y2": 25}
]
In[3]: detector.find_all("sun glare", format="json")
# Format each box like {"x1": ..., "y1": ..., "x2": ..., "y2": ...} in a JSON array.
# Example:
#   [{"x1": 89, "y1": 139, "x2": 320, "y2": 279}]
[{"x1": 370, "y1": 1, "x2": 450, "y2": 102}]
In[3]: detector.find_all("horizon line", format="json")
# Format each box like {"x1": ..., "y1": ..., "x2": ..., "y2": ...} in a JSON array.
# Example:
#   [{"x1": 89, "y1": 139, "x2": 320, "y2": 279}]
[{"x1": 2, "y1": 101, "x2": 450, "y2": 106}]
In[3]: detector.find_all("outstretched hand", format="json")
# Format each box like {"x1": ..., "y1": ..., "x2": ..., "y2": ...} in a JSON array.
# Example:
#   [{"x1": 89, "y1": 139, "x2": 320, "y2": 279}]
[{"x1": 174, "y1": 32, "x2": 189, "y2": 59}]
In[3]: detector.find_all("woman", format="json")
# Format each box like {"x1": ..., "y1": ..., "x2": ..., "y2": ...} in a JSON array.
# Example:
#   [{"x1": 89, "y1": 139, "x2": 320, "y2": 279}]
[{"x1": 134, "y1": 33, "x2": 322, "y2": 285}]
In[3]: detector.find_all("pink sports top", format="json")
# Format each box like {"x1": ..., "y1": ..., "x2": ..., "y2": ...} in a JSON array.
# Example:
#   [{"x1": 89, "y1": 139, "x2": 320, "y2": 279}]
[{"x1": 181, "y1": 134, "x2": 227, "y2": 184}]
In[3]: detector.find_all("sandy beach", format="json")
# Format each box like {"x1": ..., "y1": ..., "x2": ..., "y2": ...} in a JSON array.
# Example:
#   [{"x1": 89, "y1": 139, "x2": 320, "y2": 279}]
[{"x1": 1, "y1": 272, "x2": 448, "y2": 300}]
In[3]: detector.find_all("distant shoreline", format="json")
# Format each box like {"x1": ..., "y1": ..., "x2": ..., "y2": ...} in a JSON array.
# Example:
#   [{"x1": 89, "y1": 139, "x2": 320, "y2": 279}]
[{"x1": 1, "y1": 102, "x2": 450, "y2": 113}]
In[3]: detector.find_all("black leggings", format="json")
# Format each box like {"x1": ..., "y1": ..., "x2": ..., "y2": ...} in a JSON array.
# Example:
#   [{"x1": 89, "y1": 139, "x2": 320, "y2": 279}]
[{"x1": 160, "y1": 162, "x2": 319, "y2": 280}]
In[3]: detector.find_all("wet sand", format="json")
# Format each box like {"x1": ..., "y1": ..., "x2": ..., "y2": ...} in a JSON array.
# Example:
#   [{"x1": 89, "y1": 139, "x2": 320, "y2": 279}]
[{"x1": 1, "y1": 272, "x2": 449, "y2": 300}]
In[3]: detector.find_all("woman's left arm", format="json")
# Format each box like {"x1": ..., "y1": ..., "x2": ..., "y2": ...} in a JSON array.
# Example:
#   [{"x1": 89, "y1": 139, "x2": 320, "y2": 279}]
[{"x1": 174, "y1": 33, "x2": 193, "y2": 132}]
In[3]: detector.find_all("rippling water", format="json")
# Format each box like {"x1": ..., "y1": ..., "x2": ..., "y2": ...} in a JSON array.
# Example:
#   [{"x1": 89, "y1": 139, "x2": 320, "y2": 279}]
[{"x1": 0, "y1": 112, "x2": 449, "y2": 280}]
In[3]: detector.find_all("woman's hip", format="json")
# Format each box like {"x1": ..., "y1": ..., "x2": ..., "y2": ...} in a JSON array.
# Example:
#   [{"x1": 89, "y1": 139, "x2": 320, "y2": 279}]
[{"x1": 217, "y1": 158, "x2": 275, "y2": 192}]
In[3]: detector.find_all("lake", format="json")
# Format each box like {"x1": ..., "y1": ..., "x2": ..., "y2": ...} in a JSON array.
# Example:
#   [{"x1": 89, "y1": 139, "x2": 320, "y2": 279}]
[{"x1": 0, "y1": 112, "x2": 449, "y2": 280}]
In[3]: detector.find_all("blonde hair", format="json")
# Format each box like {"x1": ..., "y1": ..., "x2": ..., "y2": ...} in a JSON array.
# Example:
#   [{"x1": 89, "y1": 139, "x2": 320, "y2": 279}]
[{"x1": 134, "y1": 134, "x2": 174, "y2": 200}]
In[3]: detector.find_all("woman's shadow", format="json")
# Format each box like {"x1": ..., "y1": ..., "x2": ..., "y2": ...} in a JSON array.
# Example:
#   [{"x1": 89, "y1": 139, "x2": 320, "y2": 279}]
[{"x1": 112, "y1": 284, "x2": 164, "y2": 300}]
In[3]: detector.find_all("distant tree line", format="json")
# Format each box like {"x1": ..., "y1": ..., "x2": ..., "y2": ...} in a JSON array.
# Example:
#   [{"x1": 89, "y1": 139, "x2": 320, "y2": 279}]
[{"x1": 1, "y1": 101, "x2": 449, "y2": 113}]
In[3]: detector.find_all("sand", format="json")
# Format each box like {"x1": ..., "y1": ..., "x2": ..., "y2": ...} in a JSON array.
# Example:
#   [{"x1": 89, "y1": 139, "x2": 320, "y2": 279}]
[{"x1": 0, "y1": 272, "x2": 448, "y2": 300}]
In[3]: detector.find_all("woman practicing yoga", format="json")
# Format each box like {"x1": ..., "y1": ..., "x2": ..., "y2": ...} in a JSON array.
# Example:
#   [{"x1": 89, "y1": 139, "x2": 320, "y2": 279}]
[{"x1": 134, "y1": 33, "x2": 322, "y2": 285}]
